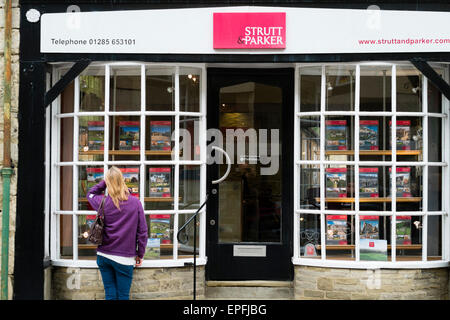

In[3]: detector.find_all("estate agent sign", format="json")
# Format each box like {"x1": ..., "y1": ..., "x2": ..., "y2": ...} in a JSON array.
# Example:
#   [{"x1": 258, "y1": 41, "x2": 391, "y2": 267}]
[{"x1": 40, "y1": 6, "x2": 450, "y2": 54}]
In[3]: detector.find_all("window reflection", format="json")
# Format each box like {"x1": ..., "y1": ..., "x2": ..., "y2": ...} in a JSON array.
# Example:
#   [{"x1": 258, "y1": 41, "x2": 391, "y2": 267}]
[
  {"x1": 325, "y1": 66, "x2": 356, "y2": 111},
  {"x1": 80, "y1": 71, "x2": 105, "y2": 112},
  {"x1": 396, "y1": 68, "x2": 422, "y2": 112}
]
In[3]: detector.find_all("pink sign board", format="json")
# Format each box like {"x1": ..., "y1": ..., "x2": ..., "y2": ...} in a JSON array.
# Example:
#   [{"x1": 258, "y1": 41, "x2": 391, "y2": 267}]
[{"x1": 213, "y1": 12, "x2": 286, "y2": 49}]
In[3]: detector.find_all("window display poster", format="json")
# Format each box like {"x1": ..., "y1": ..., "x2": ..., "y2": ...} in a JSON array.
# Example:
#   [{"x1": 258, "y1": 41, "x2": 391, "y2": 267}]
[
  {"x1": 389, "y1": 167, "x2": 412, "y2": 197},
  {"x1": 150, "y1": 121, "x2": 172, "y2": 151},
  {"x1": 360, "y1": 216, "x2": 379, "y2": 239},
  {"x1": 85, "y1": 167, "x2": 104, "y2": 216},
  {"x1": 87, "y1": 121, "x2": 104, "y2": 151},
  {"x1": 389, "y1": 120, "x2": 411, "y2": 150},
  {"x1": 86, "y1": 167, "x2": 104, "y2": 190},
  {"x1": 359, "y1": 120, "x2": 379, "y2": 150},
  {"x1": 119, "y1": 121, "x2": 140, "y2": 150},
  {"x1": 325, "y1": 120, "x2": 347, "y2": 150},
  {"x1": 150, "y1": 214, "x2": 172, "y2": 244},
  {"x1": 359, "y1": 167, "x2": 379, "y2": 198},
  {"x1": 325, "y1": 168, "x2": 347, "y2": 198},
  {"x1": 360, "y1": 239, "x2": 388, "y2": 261},
  {"x1": 144, "y1": 238, "x2": 161, "y2": 259},
  {"x1": 395, "y1": 216, "x2": 412, "y2": 245},
  {"x1": 326, "y1": 215, "x2": 348, "y2": 245},
  {"x1": 149, "y1": 167, "x2": 172, "y2": 198},
  {"x1": 120, "y1": 167, "x2": 139, "y2": 197}
]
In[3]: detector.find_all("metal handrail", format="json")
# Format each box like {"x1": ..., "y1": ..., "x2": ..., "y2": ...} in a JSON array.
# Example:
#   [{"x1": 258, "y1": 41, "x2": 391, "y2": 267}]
[
  {"x1": 177, "y1": 194, "x2": 209, "y2": 245},
  {"x1": 176, "y1": 146, "x2": 231, "y2": 300},
  {"x1": 176, "y1": 194, "x2": 209, "y2": 301}
]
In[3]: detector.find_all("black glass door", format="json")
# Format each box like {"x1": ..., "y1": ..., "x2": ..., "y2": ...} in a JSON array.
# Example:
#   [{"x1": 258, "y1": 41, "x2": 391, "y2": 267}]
[{"x1": 206, "y1": 68, "x2": 294, "y2": 281}]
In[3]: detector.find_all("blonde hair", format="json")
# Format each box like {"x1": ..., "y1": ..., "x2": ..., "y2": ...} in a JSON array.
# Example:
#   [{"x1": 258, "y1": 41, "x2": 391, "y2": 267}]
[{"x1": 105, "y1": 166, "x2": 130, "y2": 209}]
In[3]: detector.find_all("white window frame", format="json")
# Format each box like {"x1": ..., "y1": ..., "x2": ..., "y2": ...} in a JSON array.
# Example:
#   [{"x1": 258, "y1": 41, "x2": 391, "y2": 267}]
[
  {"x1": 293, "y1": 61, "x2": 450, "y2": 269},
  {"x1": 48, "y1": 62, "x2": 207, "y2": 268},
  {"x1": 45, "y1": 60, "x2": 450, "y2": 270}
]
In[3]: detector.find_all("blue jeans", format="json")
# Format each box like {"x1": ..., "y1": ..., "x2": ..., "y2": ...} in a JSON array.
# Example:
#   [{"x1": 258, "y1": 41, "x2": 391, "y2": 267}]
[{"x1": 97, "y1": 255, "x2": 134, "y2": 300}]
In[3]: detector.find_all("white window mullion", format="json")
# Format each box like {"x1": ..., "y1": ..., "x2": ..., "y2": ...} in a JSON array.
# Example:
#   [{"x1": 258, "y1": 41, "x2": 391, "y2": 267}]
[
  {"x1": 443, "y1": 67, "x2": 450, "y2": 261},
  {"x1": 422, "y1": 75, "x2": 429, "y2": 261},
  {"x1": 72, "y1": 76, "x2": 80, "y2": 261},
  {"x1": 51, "y1": 69, "x2": 60, "y2": 261},
  {"x1": 355, "y1": 64, "x2": 360, "y2": 262},
  {"x1": 173, "y1": 66, "x2": 180, "y2": 260},
  {"x1": 391, "y1": 64, "x2": 397, "y2": 262},
  {"x1": 104, "y1": 65, "x2": 110, "y2": 166},
  {"x1": 320, "y1": 65, "x2": 326, "y2": 260},
  {"x1": 140, "y1": 64, "x2": 146, "y2": 206}
]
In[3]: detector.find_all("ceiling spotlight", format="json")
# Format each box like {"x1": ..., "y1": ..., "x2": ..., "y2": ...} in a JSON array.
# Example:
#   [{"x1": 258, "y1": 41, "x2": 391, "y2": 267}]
[
  {"x1": 80, "y1": 80, "x2": 88, "y2": 89},
  {"x1": 188, "y1": 74, "x2": 193, "y2": 79}
]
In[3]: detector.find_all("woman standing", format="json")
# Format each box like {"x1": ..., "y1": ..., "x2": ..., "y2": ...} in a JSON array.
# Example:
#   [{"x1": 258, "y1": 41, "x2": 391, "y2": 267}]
[{"x1": 87, "y1": 166, "x2": 148, "y2": 300}]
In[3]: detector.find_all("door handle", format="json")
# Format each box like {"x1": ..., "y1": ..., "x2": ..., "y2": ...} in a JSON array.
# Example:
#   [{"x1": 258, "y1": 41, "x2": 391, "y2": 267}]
[{"x1": 211, "y1": 146, "x2": 231, "y2": 185}]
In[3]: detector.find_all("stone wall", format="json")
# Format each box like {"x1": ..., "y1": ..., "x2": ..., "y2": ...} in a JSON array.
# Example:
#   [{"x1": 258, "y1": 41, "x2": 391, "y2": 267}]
[
  {"x1": 0, "y1": 0, "x2": 20, "y2": 300},
  {"x1": 294, "y1": 265, "x2": 449, "y2": 300},
  {"x1": 51, "y1": 266, "x2": 205, "y2": 300}
]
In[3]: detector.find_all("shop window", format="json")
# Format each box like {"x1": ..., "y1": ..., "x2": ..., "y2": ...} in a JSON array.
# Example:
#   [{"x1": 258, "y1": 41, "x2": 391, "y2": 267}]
[
  {"x1": 79, "y1": 68, "x2": 105, "y2": 112},
  {"x1": 177, "y1": 213, "x2": 200, "y2": 259},
  {"x1": 145, "y1": 165, "x2": 175, "y2": 211},
  {"x1": 359, "y1": 215, "x2": 392, "y2": 261},
  {"x1": 300, "y1": 67, "x2": 321, "y2": 112},
  {"x1": 146, "y1": 67, "x2": 175, "y2": 112},
  {"x1": 179, "y1": 67, "x2": 201, "y2": 113},
  {"x1": 396, "y1": 67, "x2": 422, "y2": 112},
  {"x1": 59, "y1": 215, "x2": 73, "y2": 259},
  {"x1": 395, "y1": 215, "x2": 422, "y2": 261},
  {"x1": 300, "y1": 213, "x2": 321, "y2": 259},
  {"x1": 360, "y1": 66, "x2": 392, "y2": 112},
  {"x1": 145, "y1": 115, "x2": 175, "y2": 161},
  {"x1": 108, "y1": 115, "x2": 141, "y2": 161},
  {"x1": 299, "y1": 165, "x2": 320, "y2": 210},
  {"x1": 427, "y1": 215, "x2": 442, "y2": 261},
  {"x1": 110, "y1": 66, "x2": 141, "y2": 111},
  {"x1": 146, "y1": 214, "x2": 175, "y2": 260},
  {"x1": 179, "y1": 165, "x2": 201, "y2": 210},
  {"x1": 296, "y1": 63, "x2": 447, "y2": 266},
  {"x1": 299, "y1": 116, "x2": 320, "y2": 161},
  {"x1": 325, "y1": 65, "x2": 356, "y2": 112},
  {"x1": 51, "y1": 64, "x2": 205, "y2": 265},
  {"x1": 326, "y1": 214, "x2": 355, "y2": 261},
  {"x1": 79, "y1": 116, "x2": 105, "y2": 162}
]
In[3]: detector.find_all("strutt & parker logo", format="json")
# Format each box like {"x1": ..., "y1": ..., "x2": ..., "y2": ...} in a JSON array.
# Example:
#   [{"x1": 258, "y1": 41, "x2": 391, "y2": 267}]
[{"x1": 213, "y1": 12, "x2": 286, "y2": 49}]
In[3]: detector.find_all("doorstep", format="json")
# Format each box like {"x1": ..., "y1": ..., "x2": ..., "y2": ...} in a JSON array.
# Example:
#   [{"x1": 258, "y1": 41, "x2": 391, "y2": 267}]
[{"x1": 205, "y1": 281, "x2": 294, "y2": 300}]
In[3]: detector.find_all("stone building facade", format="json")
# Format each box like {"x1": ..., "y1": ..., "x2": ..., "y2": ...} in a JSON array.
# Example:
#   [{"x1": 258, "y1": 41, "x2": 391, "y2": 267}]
[
  {"x1": 294, "y1": 266, "x2": 449, "y2": 300},
  {"x1": 51, "y1": 266, "x2": 205, "y2": 300},
  {"x1": 0, "y1": 0, "x2": 20, "y2": 301}
]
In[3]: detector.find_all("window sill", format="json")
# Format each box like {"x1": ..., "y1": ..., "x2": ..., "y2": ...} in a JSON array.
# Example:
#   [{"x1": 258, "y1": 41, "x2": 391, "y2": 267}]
[
  {"x1": 292, "y1": 257, "x2": 449, "y2": 269},
  {"x1": 51, "y1": 257, "x2": 207, "y2": 268}
]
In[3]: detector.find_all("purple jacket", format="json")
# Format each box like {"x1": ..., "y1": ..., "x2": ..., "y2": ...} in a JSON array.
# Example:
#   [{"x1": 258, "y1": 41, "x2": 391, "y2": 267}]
[{"x1": 87, "y1": 180, "x2": 148, "y2": 259}]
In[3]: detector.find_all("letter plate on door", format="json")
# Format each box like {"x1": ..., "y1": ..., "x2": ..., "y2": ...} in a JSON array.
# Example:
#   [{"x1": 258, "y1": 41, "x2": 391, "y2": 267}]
[{"x1": 233, "y1": 245, "x2": 267, "y2": 257}]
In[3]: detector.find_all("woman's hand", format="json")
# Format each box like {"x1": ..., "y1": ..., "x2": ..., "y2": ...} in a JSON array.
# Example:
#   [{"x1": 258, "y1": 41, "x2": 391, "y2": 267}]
[{"x1": 135, "y1": 256, "x2": 143, "y2": 267}]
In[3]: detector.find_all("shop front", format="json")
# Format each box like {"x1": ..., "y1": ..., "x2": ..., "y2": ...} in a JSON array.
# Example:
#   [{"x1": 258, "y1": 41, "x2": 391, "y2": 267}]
[{"x1": 14, "y1": 1, "x2": 450, "y2": 299}]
